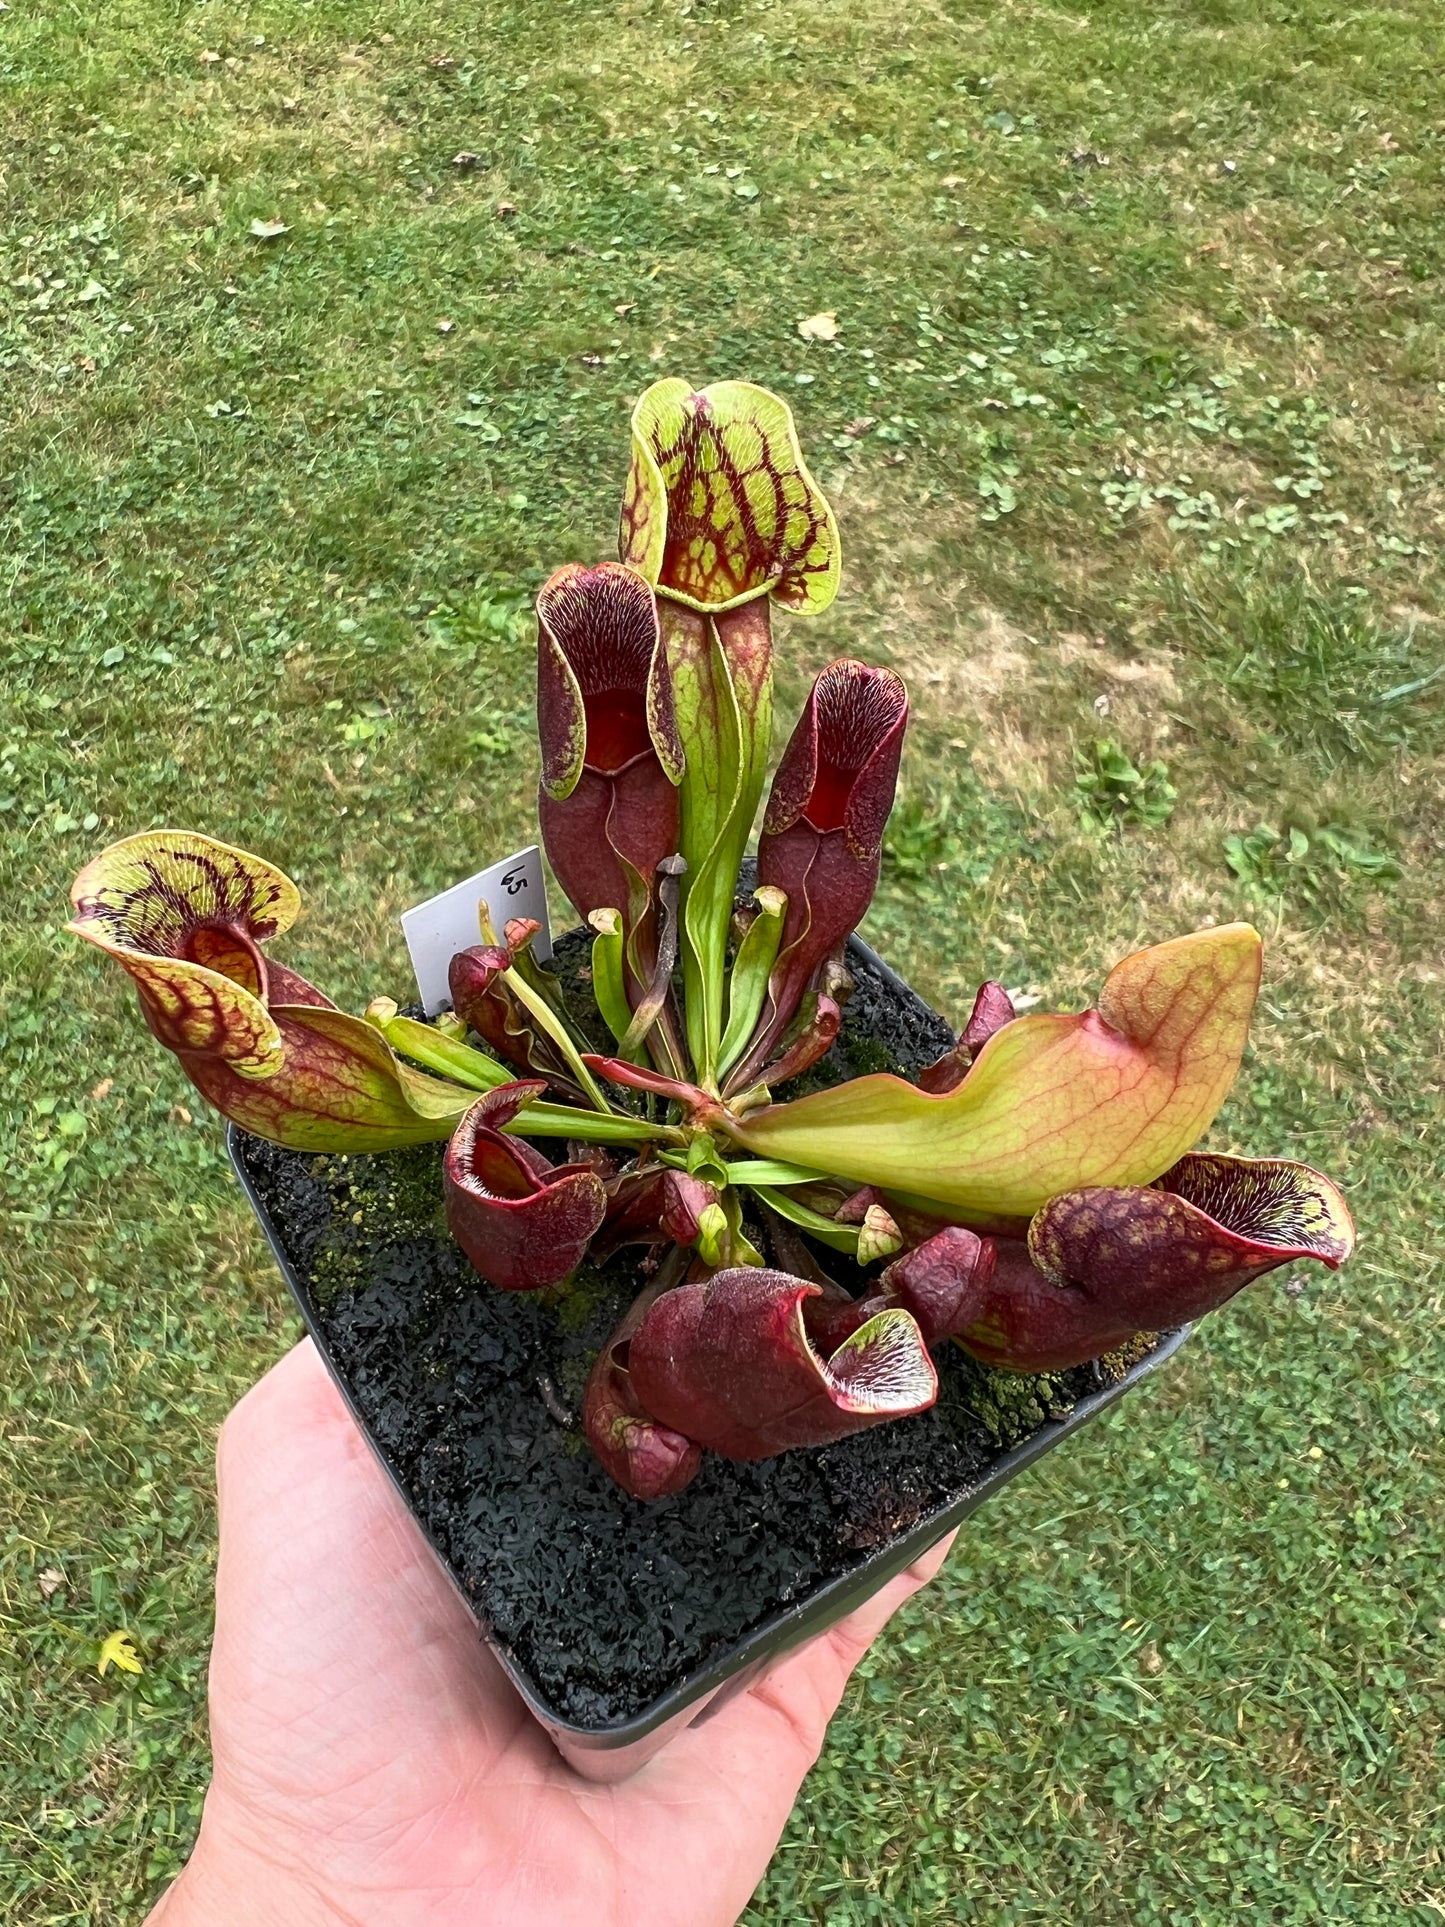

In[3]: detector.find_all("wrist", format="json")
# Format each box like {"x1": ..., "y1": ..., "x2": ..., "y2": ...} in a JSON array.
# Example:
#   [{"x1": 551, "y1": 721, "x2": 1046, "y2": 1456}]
[{"x1": 148, "y1": 1812, "x2": 340, "y2": 1927}]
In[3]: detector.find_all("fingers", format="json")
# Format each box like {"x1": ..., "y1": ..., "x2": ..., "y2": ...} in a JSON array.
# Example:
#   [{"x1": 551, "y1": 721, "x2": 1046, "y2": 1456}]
[
  {"x1": 622, "y1": 1531, "x2": 956, "y2": 1927},
  {"x1": 213, "y1": 1338, "x2": 465, "y2": 1648},
  {"x1": 821, "y1": 1527, "x2": 957, "y2": 1674},
  {"x1": 747, "y1": 1528, "x2": 958, "y2": 1757},
  {"x1": 676, "y1": 1527, "x2": 958, "y2": 1788},
  {"x1": 212, "y1": 1338, "x2": 468, "y2": 1680},
  {"x1": 217, "y1": 1335, "x2": 353, "y2": 1489},
  {"x1": 207, "y1": 1340, "x2": 545, "y2": 1811}
]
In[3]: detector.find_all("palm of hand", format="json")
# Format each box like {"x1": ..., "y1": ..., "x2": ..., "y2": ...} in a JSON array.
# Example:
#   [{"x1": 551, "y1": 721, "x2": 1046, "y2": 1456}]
[{"x1": 164, "y1": 1341, "x2": 951, "y2": 1927}]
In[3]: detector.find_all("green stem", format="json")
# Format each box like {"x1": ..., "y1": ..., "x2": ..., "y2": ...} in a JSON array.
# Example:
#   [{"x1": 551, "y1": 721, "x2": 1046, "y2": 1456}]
[
  {"x1": 501, "y1": 964, "x2": 613, "y2": 1112},
  {"x1": 588, "y1": 908, "x2": 635, "y2": 1048},
  {"x1": 368, "y1": 1007, "x2": 510, "y2": 1091},
  {"x1": 366, "y1": 999, "x2": 671, "y2": 1144},
  {"x1": 659, "y1": 1150, "x2": 833, "y2": 1187},
  {"x1": 717, "y1": 886, "x2": 787, "y2": 1083},
  {"x1": 512, "y1": 1102, "x2": 682, "y2": 1146},
  {"x1": 747, "y1": 1183, "x2": 863, "y2": 1255}
]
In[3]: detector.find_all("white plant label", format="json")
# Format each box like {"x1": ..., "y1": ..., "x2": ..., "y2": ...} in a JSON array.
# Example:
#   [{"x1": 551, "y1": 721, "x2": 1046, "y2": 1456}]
[{"x1": 401, "y1": 846, "x2": 551, "y2": 1016}]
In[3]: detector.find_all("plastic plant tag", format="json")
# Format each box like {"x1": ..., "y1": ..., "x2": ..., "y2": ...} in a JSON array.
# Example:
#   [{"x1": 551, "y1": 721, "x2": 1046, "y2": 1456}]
[{"x1": 402, "y1": 847, "x2": 552, "y2": 1015}]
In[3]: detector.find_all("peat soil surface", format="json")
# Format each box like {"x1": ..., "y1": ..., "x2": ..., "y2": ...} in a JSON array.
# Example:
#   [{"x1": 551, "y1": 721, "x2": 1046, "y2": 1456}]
[{"x1": 236, "y1": 941, "x2": 1154, "y2": 1726}]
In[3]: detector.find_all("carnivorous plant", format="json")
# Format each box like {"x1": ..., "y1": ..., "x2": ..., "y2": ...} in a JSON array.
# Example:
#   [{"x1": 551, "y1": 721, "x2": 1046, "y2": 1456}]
[{"x1": 69, "y1": 378, "x2": 1354, "y2": 1497}]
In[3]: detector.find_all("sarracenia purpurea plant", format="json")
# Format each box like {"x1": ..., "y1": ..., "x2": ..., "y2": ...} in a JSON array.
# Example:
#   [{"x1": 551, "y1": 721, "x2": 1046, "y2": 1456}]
[{"x1": 68, "y1": 379, "x2": 1354, "y2": 1498}]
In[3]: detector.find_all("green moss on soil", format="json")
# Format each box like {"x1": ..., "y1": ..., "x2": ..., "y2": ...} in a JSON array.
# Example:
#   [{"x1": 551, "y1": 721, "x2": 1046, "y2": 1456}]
[
  {"x1": 545, "y1": 1259, "x2": 622, "y2": 1335},
  {"x1": 839, "y1": 1034, "x2": 898, "y2": 1078},
  {"x1": 964, "y1": 1357, "x2": 1080, "y2": 1451}
]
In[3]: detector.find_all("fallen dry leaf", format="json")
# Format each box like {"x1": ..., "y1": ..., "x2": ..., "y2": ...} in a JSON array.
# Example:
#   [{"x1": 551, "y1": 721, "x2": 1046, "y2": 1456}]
[
  {"x1": 452, "y1": 150, "x2": 481, "y2": 170},
  {"x1": 579, "y1": 352, "x2": 605, "y2": 367},
  {"x1": 797, "y1": 310, "x2": 840, "y2": 342},
  {"x1": 38, "y1": 1567, "x2": 65, "y2": 1600},
  {"x1": 90, "y1": 1078, "x2": 113, "y2": 1100},
  {"x1": 436, "y1": 317, "x2": 455, "y2": 334},
  {"x1": 843, "y1": 416, "x2": 876, "y2": 438},
  {"x1": 496, "y1": 200, "x2": 518, "y2": 219},
  {"x1": 614, "y1": 302, "x2": 635, "y2": 318},
  {"x1": 168, "y1": 1104, "x2": 194, "y2": 1127},
  {"x1": 198, "y1": 49, "x2": 221, "y2": 64},
  {"x1": 939, "y1": 174, "x2": 966, "y2": 190},
  {"x1": 248, "y1": 216, "x2": 290, "y2": 240}
]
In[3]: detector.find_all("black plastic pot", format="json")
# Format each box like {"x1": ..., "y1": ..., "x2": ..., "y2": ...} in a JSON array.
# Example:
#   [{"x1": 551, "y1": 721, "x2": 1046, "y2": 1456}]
[{"x1": 225, "y1": 935, "x2": 1189, "y2": 1781}]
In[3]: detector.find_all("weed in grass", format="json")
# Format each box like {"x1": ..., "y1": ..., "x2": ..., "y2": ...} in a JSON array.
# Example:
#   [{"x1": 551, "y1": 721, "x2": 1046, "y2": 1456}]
[
  {"x1": 1223, "y1": 820, "x2": 1403, "y2": 898},
  {"x1": 880, "y1": 774, "x2": 1028, "y2": 889},
  {"x1": 1074, "y1": 738, "x2": 1177, "y2": 831}
]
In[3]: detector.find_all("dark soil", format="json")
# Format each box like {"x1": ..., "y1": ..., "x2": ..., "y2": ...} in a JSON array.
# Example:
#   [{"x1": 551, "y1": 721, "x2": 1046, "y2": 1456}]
[{"x1": 234, "y1": 935, "x2": 1157, "y2": 1728}]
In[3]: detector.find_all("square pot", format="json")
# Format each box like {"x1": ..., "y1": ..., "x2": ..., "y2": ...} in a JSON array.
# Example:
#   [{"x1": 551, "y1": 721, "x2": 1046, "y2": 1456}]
[{"x1": 225, "y1": 935, "x2": 1188, "y2": 1781}]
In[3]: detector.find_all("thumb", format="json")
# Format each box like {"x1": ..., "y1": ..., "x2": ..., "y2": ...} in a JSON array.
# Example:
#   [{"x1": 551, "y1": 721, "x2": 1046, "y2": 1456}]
[
  {"x1": 734, "y1": 1529, "x2": 957, "y2": 1763},
  {"x1": 672, "y1": 1528, "x2": 957, "y2": 1779}
]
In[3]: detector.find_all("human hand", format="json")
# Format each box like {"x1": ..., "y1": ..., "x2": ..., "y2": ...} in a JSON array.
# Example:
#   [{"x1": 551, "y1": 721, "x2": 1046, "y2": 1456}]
[{"x1": 151, "y1": 1338, "x2": 955, "y2": 1927}]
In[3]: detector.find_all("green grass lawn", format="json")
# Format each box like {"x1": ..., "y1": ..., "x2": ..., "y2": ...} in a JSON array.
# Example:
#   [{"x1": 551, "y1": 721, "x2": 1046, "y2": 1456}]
[{"x1": 3, "y1": 0, "x2": 1442, "y2": 1918}]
